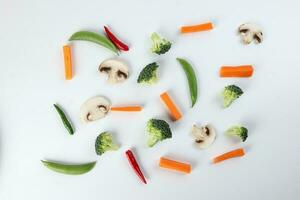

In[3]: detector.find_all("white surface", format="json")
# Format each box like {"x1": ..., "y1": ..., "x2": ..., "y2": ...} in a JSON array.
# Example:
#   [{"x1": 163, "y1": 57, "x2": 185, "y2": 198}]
[{"x1": 0, "y1": 0, "x2": 299, "y2": 199}]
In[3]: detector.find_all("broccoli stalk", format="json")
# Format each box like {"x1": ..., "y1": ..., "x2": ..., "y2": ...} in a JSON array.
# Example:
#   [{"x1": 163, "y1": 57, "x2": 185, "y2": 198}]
[
  {"x1": 147, "y1": 119, "x2": 172, "y2": 147},
  {"x1": 226, "y1": 126, "x2": 248, "y2": 142},
  {"x1": 137, "y1": 62, "x2": 159, "y2": 84},
  {"x1": 95, "y1": 132, "x2": 119, "y2": 155},
  {"x1": 222, "y1": 85, "x2": 243, "y2": 107},
  {"x1": 150, "y1": 32, "x2": 172, "y2": 55}
]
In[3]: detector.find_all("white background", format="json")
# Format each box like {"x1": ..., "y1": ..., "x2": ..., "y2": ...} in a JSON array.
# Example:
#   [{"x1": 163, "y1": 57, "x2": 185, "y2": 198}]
[{"x1": 0, "y1": 0, "x2": 299, "y2": 199}]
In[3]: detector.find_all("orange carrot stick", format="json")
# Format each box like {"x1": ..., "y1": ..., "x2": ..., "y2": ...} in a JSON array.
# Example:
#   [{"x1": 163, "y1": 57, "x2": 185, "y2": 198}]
[
  {"x1": 159, "y1": 157, "x2": 191, "y2": 174},
  {"x1": 220, "y1": 65, "x2": 253, "y2": 77},
  {"x1": 160, "y1": 92, "x2": 182, "y2": 121},
  {"x1": 110, "y1": 106, "x2": 142, "y2": 112},
  {"x1": 63, "y1": 45, "x2": 73, "y2": 80},
  {"x1": 181, "y1": 22, "x2": 213, "y2": 33},
  {"x1": 213, "y1": 148, "x2": 245, "y2": 164}
]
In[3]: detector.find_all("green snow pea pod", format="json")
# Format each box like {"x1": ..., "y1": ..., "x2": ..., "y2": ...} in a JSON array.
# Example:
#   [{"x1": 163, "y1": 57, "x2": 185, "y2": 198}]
[
  {"x1": 54, "y1": 104, "x2": 74, "y2": 135},
  {"x1": 41, "y1": 160, "x2": 96, "y2": 175}
]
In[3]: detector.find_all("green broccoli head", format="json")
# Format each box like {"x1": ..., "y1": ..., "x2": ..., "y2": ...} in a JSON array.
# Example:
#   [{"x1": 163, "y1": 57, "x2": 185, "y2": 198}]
[
  {"x1": 222, "y1": 85, "x2": 243, "y2": 107},
  {"x1": 147, "y1": 119, "x2": 172, "y2": 147},
  {"x1": 137, "y1": 62, "x2": 159, "y2": 84},
  {"x1": 150, "y1": 32, "x2": 172, "y2": 55},
  {"x1": 95, "y1": 132, "x2": 119, "y2": 155},
  {"x1": 226, "y1": 126, "x2": 248, "y2": 142}
]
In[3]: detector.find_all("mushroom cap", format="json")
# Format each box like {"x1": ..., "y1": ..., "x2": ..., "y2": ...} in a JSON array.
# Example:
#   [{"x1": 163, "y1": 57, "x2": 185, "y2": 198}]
[
  {"x1": 192, "y1": 124, "x2": 216, "y2": 149},
  {"x1": 99, "y1": 59, "x2": 129, "y2": 84},
  {"x1": 238, "y1": 23, "x2": 263, "y2": 44},
  {"x1": 80, "y1": 96, "x2": 111, "y2": 122}
]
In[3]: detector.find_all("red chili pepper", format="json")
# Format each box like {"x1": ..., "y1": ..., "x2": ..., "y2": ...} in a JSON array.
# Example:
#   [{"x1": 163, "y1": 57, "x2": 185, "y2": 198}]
[
  {"x1": 104, "y1": 26, "x2": 129, "y2": 51},
  {"x1": 125, "y1": 149, "x2": 147, "y2": 184}
]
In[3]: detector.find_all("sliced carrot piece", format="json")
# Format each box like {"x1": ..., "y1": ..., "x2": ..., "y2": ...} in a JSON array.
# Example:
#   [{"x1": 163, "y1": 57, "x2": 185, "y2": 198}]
[
  {"x1": 213, "y1": 148, "x2": 245, "y2": 164},
  {"x1": 63, "y1": 45, "x2": 73, "y2": 80},
  {"x1": 110, "y1": 106, "x2": 142, "y2": 112},
  {"x1": 159, "y1": 157, "x2": 191, "y2": 174},
  {"x1": 181, "y1": 22, "x2": 213, "y2": 33},
  {"x1": 220, "y1": 65, "x2": 253, "y2": 77},
  {"x1": 160, "y1": 92, "x2": 182, "y2": 121}
]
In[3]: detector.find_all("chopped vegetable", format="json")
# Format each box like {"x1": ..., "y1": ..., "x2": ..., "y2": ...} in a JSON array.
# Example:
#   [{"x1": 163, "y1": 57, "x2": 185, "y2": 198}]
[
  {"x1": 212, "y1": 148, "x2": 245, "y2": 164},
  {"x1": 150, "y1": 32, "x2": 172, "y2": 55},
  {"x1": 147, "y1": 119, "x2": 172, "y2": 147},
  {"x1": 63, "y1": 45, "x2": 73, "y2": 80},
  {"x1": 41, "y1": 160, "x2": 96, "y2": 175},
  {"x1": 220, "y1": 65, "x2": 254, "y2": 77},
  {"x1": 181, "y1": 22, "x2": 214, "y2": 33},
  {"x1": 222, "y1": 85, "x2": 243, "y2": 108},
  {"x1": 160, "y1": 92, "x2": 182, "y2": 121},
  {"x1": 192, "y1": 124, "x2": 216, "y2": 149},
  {"x1": 159, "y1": 157, "x2": 191, "y2": 174},
  {"x1": 176, "y1": 58, "x2": 198, "y2": 107},
  {"x1": 238, "y1": 23, "x2": 263, "y2": 44},
  {"x1": 125, "y1": 149, "x2": 147, "y2": 184},
  {"x1": 69, "y1": 31, "x2": 119, "y2": 54},
  {"x1": 53, "y1": 104, "x2": 74, "y2": 135},
  {"x1": 80, "y1": 96, "x2": 111, "y2": 122},
  {"x1": 226, "y1": 125, "x2": 248, "y2": 142},
  {"x1": 137, "y1": 62, "x2": 159, "y2": 84},
  {"x1": 99, "y1": 59, "x2": 129, "y2": 84},
  {"x1": 110, "y1": 106, "x2": 142, "y2": 112},
  {"x1": 104, "y1": 26, "x2": 129, "y2": 51},
  {"x1": 95, "y1": 132, "x2": 119, "y2": 156}
]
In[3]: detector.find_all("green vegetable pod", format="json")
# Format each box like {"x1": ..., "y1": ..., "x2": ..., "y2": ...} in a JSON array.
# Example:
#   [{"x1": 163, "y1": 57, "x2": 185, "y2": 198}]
[
  {"x1": 41, "y1": 160, "x2": 96, "y2": 175},
  {"x1": 54, "y1": 104, "x2": 74, "y2": 135}
]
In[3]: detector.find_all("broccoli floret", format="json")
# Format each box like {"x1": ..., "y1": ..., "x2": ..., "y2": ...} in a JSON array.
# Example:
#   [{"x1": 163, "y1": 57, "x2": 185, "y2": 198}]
[
  {"x1": 95, "y1": 132, "x2": 119, "y2": 155},
  {"x1": 137, "y1": 62, "x2": 159, "y2": 84},
  {"x1": 226, "y1": 126, "x2": 248, "y2": 142},
  {"x1": 222, "y1": 85, "x2": 243, "y2": 107},
  {"x1": 147, "y1": 119, "x2": 172, "y2": 147},
  {"x1": 150, "y1": 32, "x2": 172, "y2": 55}
]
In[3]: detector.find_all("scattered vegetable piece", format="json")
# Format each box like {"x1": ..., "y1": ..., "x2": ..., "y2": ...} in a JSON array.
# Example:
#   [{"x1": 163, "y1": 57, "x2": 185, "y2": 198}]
[
  {"x1": 150, "y1": 32, "x2": 172, "y2": 55},
  {"x1": 226, "y1": 125, "x2": 248, "y2": 142},
  {"x1": 69, "y1": 31, "x2": 119, "y2": 54},
  {"x1": 41, "y1": 160, "x2": 96, "y2": 175},
  {"x1": 176, "y1": 58, "x2": 198, "y2": 107},
  {"x1": 104, "y1": 26, "x2": 129, "y2": 51},
  {"x1": 53, "y1": 104, "x2": 74, "y2": 135},
  {"x1": 125, "y1": 149, "x2": 147, "y2": 184},
  {"x1": 80, "y1": 96, "x2": 111, "y2": 122},
  {"x1": 212, "y1": 148, "x2": 245, "y2": 164},
  {"x1": 192, "y1": 124, "x2": 216, "y2": 149},
  {"x1": 159, "y1": 157, "x2": 191, "y2": 174},
  {"x1": 110, "y1": 106, "x2": 142, "y2": 112},
  {"x1": 238, "y1": 23, "x2": 263, "y2": 44},
  {"x1": 220, "y1": 65, "x2": 254, "y2": 77},
  {"x1": 222, "y1": 85, "x2": 243, "y2": 108},
  {"x1": 137, "y1": 62, "x2": 159, "y2": 84},
  {"x1": 99, "y1": 59, "x2": 129, "y2": 84},
  {"x1": 147, "y1": 119, "x2": 172, "y2": 147},
  {"x1": 63, "y1": 45, "x2": 73, "y2": 80},
  {"x1": 160, "y1": 92, "x2": 182, "y2": 121},
  {"x1": 95, "y1": 132, "x2": 119, "y2": 156},
  {"x1": 181, "y1": 22, "x2": 213, "y2": 33}
]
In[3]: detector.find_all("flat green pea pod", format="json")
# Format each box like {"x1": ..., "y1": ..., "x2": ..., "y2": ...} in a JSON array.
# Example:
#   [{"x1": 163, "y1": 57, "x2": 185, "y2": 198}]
[
  {"x1": 54, "y1": 104, "x2": 74, "y2": 135},
  {"x1": 69, "y1": 31, "x2": 119, "y2": 54},
  {"x1": 41, "y1": 160, "x2": 96, "y2": 175},
  {"x1": 176, "y1": 58, "x2": 198, "y2": 107}
]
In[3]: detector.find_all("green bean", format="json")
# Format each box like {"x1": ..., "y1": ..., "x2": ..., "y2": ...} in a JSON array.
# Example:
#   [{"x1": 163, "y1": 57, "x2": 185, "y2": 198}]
[
  {"x1": 176, "y1": 58, "x2": 198, "y2": 107},
  {"x1": 41, "y1": 160, "x2": 96, "y2": 175},
  {"x1": 53, "y1": 104, "x2": 74, "y2": 135},
  {"x1": 69, "y1": 31, "x2": 119, "y2": 54}
]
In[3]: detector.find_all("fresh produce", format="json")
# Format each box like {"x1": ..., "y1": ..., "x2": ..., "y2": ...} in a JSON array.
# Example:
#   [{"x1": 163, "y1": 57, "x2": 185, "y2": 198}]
[
  {"x1": 150, "y1": 32, "x2": 172, "y2": 55},
  {"x1": 125, "y1": 149, "x2": 147, "y2": 184},
  {"x1": 147, "y1": 119, "x2": 172, "y2": 147},
  {"x1": 160, "y1": 92, "x2": 182, "y2": 121},
  {"x1": 222, "y1": 84, "x2": 243, "y2": 108},
  {"x1": 159, "y1": 157, "x2": 191, "y2": 174},
  {"x1": 104, "y1": 26, "x2": 129, "y2": 51},
  {"x1": 99, "y1": 59, "x2": 129, "y2": 84},
  {"x1": 238, "y1": 23, "x2": 263, "y2": 44},
  {"x1": 192, "y1": 124, "x2": 216, "y2": 149},
  {"x1": 53, "y1": 104, "x2": 74, "y2": 135},
  {"x1": 110, "y1": 106, "x2": 142, "y2": 112},
  {"x1": 225, "y1": 125, "x2": 248, "y2": 142},
  {"x1": 69, "y1": 31, "x2": 119, "y2": 54},
  {"x1": 80, "y1": 96, "x2": 111, "y2": 122},
  {"x1": 95, "y1": 132, "x2": 119, "y2": 156},
  {"x1": 63, "y1": 45, "x2": 73, "y2": 80},
  {"x1": 176, "y1": 58, "x2": 198, "y2": 107},
  {"x1": 180, "y1": 22, "x2": 213, "y2": 33},
  {"x1": 137, "y1": 62, "x2": 159, "y2": 84},
  {"x1": 212, "y1": 148, "x2": 245, "y2": 164},
  {"x1": 41, "y1": 160, "x2": 96, "y2": 175},
  {"x1": 220, "y1": 65, "x2": 254, "y2": 77}
]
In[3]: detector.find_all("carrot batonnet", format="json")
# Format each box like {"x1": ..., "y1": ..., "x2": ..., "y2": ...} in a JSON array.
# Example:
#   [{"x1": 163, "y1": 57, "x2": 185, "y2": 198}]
[
  {"x1": 181, "y1": 22, "x2": 213, "y2": 33},
  {"x1": 220, "y1": 65, "x2": 253, "y2": 77},
  {"x1": 110, "y1": 106, "x2": 142, "y2": 112},
  {"x1": 160, "y1": 92, "x2": 182, "y2": 121},
  {"x1": 213, "y1": 148, "x2": 245, "y2": 164},
  {"x1": 159, "y1": 157, "x2": 191, "y2": 174},
  {"x1": 63, "y1": 45, "x2": 73, "y2": 80}
]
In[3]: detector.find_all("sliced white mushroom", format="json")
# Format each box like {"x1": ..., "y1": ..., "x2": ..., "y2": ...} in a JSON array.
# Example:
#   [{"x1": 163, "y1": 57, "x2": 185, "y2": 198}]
[
  {"x1": 80, "y1": 96, "x2": 111, "y2": 122},
  {"x1": 192, "y1": 124, "x2": 216, "y2": 149},
  {"x1": 99, "y1": 59, "x2": 129, "y2": 84},
  {"x1": 238, "y1": 23, "x2": 263, "y2": 44}
]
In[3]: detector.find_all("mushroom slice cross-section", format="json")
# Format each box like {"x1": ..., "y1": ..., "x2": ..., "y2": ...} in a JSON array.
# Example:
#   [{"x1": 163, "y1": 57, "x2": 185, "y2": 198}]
[
  {"x1": 99, "y1": 59, "x2": 129, "y2": 84},
  {"x1": 80, "y1": 96, "x2": 111, "y2": 122},
  {"x1": 238, "y1": 23, "x2": 263, "y2": 44},
  {"x1": 192, "y1": 124, "x2": 216, "y2": 149}
]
